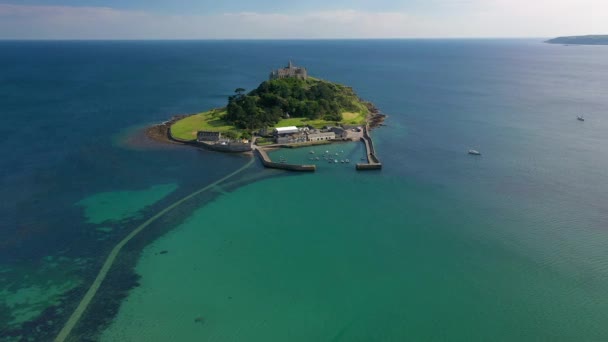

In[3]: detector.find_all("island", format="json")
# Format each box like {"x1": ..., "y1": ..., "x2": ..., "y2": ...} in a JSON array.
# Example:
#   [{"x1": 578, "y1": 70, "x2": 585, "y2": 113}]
[
  {"x1": 147, "y1": 61, "x2": 385, "y2": 171},
  {"x1": 545, "y1": 35, "x2": 608, "y2": 45}
]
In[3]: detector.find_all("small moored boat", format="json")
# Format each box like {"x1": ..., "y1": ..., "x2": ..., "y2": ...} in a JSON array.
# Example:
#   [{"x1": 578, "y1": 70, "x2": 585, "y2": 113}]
[
  {"x1": 468, "y1": 149, "x2": 481, "y2": 156},
  {"x1": 577, "y1": 115, "x2": 585, "y2": 122}
]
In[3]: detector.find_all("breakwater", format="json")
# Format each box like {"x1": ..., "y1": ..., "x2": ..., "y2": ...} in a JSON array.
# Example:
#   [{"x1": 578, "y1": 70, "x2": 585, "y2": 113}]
[
  {"x1": 256, "y1": 148, "x2": 316, "y2": 172},
  {"x1": 356, "y1": 126, "x2": 382, "y2": 170}
]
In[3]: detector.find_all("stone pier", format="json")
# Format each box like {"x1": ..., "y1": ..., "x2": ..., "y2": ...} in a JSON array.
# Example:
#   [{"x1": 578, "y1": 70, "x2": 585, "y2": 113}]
[
  {"x1": 356, "y1": 126, "x2": 382, "y2": 170},
  {"x1": 256, "y1": 147, "x2": 316, "y2": 172}
]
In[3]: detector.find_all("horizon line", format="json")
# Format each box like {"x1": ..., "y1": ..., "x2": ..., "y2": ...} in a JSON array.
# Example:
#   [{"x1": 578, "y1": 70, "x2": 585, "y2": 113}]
[{"x1": 0, "y1": 37, "x2": 551, "y2": 41}]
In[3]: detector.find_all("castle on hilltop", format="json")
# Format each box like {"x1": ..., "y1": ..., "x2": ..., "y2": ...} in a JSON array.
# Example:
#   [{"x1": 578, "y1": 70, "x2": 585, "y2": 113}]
[{"x1": 269, "y1": 60, "x2": 308, "y2": 80}]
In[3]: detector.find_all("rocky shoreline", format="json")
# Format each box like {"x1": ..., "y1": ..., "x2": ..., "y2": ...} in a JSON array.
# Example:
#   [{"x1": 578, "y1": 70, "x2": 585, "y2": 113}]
[
  {"x1": 144, "y1": 114, "x2": 191, "y2": 145},
  {"x1": 364, "y1": 101, "x2": 388, "y2": 129}
]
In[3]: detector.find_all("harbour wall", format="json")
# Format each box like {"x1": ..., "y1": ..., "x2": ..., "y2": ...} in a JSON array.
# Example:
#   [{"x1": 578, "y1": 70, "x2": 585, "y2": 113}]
[
  {"x1": 356, "y1": 125, "x2": 382, "y2": 170},
  {"x1": 256, "y1": 148, "x2": 316, "y2": 172},
  {"x1": 356, "y1": 163, "x2": 382, "y2": 170}
]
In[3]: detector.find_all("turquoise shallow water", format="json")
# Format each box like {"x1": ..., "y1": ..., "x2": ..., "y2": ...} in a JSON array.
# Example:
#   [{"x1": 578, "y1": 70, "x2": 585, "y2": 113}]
[
  {"x1": 76, "y1": 183, "x2": 178, "y2": 225},
  {"x1": 102, "y1": 144, "x2": 608, "y2": 341},
  {"x1": 2, "y1": 40, "x2": 608, "y2": 341}
]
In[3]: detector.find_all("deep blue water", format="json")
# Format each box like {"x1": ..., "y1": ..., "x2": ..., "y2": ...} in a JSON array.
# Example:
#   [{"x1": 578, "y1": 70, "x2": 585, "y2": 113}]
[{"x1": 1, "y1": 40, "x2": 608, "y2": 340}]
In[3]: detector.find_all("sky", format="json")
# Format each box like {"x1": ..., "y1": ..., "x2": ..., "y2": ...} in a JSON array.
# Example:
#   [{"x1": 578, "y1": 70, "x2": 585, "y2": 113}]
[{"x1": 0, "y1": 0, "x2": 606, "y2": 39}]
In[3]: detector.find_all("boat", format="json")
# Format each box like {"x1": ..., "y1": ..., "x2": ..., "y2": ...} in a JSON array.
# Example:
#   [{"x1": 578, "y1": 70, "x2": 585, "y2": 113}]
[
  {"x1": 334, "y1": 159, "x2": 338, "y2": 163},
  {"x1": 315, "y1": 157, "x2": 320, "y2": 160},
  {"x1": 577, "y1": 115, "x2": 585, "y2": 121},
  {"x1": 345, "y1": 159, "x2": 350, "y2": 163},
  {"x1": 340, "y1": 160, "x2": 344, "y2": 163},
  {"x1": 309, "y1": 150, "x2": 315, "y2": 154},
  {"x1": 468, "y1": 149, "x2": 481, "y2": 156}
]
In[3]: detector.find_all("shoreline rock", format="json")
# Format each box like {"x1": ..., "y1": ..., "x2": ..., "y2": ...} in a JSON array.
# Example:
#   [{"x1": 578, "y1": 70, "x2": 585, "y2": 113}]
[
  {"x1": 364, "y1": 101, "x2": 387, "y2": 129},
  {"x1": 144, "y1": 114, "x2": 192, "y2": 145}
]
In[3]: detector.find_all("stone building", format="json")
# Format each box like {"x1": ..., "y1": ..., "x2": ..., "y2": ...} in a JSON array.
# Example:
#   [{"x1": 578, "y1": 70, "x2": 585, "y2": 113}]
[
  {"x1": 197, "y1": 131, "x2": 222, "y2": 142},
  {"x1": 277, "y1": 133, "x2": 306, "y2": 144},
  {"x1": 307, "y1": 132, "x2": 335, "y2": 142},
  {"x1": 329, "y1": 127, "x2": 348, "y2": 139},
  {"x1": 269, "y1": 61, "x2": 308, "y2": 80}
]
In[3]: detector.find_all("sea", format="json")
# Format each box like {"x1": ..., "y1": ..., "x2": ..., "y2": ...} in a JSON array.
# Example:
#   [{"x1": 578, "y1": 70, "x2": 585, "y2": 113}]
[{"x1": 1, "y1": 39, "x2": 608, "y2": 341}]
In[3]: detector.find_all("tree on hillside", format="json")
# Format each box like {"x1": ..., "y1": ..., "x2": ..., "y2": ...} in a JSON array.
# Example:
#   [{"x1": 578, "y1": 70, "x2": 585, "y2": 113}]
[
  {"x1": 223, "y1": 131, "x2": 238, "y2": 140},
  {"x1": 225, "y1": 78, "x2": 357, "y2": 129}
]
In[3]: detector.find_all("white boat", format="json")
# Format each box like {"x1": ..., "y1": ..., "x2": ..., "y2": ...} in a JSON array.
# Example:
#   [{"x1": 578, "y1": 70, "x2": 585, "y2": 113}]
[
  {"x1": 468, "y1": 149, "x2": 481, "y2": 156},
  {"x1": 309, "y1": 150, "x2": 315, "y2": 154},
  {"x1": 577, "y1": 115, "x2": 585, "y2": 121},
  {"x1": 334, "y1": 159, "x2": 338, "y2": 163}
]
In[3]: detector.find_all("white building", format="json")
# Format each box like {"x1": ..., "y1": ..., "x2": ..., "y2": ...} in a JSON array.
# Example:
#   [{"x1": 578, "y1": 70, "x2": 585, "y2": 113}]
[
  {"x1": 273, "y1": 126, "x2": 299, "y2": 135},
  {"x1": 274, "y1": 126, "x2": 301, "y2": 143}
]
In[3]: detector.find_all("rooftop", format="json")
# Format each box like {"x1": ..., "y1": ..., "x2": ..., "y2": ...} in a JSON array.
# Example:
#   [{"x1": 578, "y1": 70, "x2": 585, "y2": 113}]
[{"x1": 274, "y1": 126, "x2": 299, "y2": 133}]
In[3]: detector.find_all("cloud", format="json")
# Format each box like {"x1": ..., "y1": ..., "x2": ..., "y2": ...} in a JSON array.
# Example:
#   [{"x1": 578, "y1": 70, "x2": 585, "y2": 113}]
[
  {"x1": 0, "y1": 3, "x2": 606, "y2": 39},
  {"x1": 0, "y1": 5, "x2": 429, "y2": 39}
]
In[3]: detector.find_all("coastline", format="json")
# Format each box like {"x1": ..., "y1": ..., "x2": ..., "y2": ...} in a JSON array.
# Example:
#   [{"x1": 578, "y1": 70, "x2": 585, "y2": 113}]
[
  {"x1": 546, "y1": 35, "x2": 608, "y2": 46},
  {"x1": 139, "y1": 102, "x2": 386, "y2": 172},
  {"x1": 144, "y1": 114, "x2": 190, "y2": 145},
  {"x1": 143, "y1": 103, "x2": 386, "y2": 149},
  {"x1": 364, "y1": 101, "x2": 388, "y2": 129}
]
